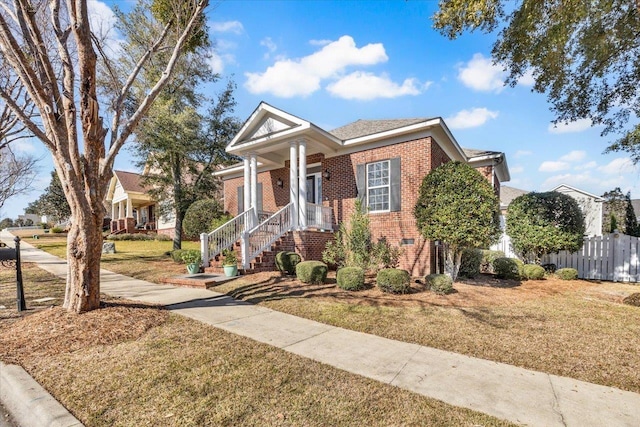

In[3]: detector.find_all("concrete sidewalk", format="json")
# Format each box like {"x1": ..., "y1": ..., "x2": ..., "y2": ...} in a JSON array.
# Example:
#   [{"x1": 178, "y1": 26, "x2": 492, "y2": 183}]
[{"x1": 3, "y1": 231, "x2": 640, "y2": 426}]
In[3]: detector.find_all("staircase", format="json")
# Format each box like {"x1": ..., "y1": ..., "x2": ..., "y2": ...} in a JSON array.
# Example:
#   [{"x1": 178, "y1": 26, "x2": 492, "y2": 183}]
[{"x1": 205, "y1": 232, "x2": 295, "y2": 274}]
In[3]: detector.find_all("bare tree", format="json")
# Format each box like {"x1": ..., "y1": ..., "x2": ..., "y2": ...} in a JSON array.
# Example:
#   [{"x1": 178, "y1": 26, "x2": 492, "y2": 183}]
[
  {"x1": 0, "y1": 146, "x2": 38, "y2": 211},
  {"x1": 0, "y1": 0, "x2": 209, "y2": 313}
]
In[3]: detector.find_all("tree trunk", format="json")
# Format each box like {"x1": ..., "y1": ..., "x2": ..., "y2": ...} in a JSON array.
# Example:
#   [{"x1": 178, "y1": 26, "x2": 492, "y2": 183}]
[
  {"x1": 173, "y1": 211, "x2": 183, "y2": 251},
  {"x1": 443, "y1": 246, "x2": 462, "y2": 282},
  {"x1": 63, "y1": 210, "x2": 103, "y2": 312}
]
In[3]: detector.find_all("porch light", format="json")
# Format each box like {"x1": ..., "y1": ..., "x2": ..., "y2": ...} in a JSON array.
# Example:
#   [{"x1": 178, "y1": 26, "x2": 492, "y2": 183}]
[
  {"x1": 323, "y1": 169, "x2": 331, "y2": 180},
  {"x1": 276, "y1": 177, "x2": 284, "y2": 188}
]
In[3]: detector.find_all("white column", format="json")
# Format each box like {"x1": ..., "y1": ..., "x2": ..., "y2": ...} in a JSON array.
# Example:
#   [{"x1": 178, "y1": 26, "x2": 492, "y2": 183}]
[
  {"x1": 118, "y1": 201, "x2": 124, "y2": 219},
  {"x1": 250, "y1": 153, "x2": 258, "y2": 219},
  {"x1": 290, "y1": 142, "x2": 298, "y2": 228},
  {"x1": 243, "y1": 156, "x2": 251, "y2": 214},
  {"x1": 126, "y1": 197, "x2": 133, "y2": 217},
  {"x1": 111, "y1": 203, "x2": 116, "y2": 220},
  {"x1": 298, "y1": 140, "x2": 307, "y2": 229}
]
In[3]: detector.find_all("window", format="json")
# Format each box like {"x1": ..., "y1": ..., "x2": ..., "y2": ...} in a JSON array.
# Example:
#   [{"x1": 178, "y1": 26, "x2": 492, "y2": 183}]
[{"x1": 367, "y1": 160, "x2": 390, "y2": 212}]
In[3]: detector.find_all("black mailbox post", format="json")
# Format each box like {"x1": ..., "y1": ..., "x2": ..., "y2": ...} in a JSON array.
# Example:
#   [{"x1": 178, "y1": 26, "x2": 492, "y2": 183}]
[{"x1": 0, "y1": 237, "x2": 26, "y2": 311}]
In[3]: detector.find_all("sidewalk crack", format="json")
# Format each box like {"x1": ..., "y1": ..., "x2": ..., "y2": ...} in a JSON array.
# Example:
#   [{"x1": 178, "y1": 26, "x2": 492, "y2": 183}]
[
  {"x1": 390, "y1": 345, "x2": 422, "y2": 385},
  {"x1": 548, "y1": 375, "x2": 567, "y2": 427}
]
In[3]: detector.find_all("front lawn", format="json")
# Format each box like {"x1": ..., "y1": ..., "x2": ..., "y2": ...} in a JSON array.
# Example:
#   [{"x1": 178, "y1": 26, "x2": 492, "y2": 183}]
[{"x1": 214, "y1": 271, "x2": 640, "y2": 394}]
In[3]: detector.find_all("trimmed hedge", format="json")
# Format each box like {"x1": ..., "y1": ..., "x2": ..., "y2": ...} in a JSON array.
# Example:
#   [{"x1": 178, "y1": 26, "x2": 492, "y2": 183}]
[
  {"x1": 493, "y1": 257, "x2": 523, "y2": 280},
  {"x1": 425, "y1": 274, "x2": 454, "y2": 295},
  {"x1": 337, "y1": 267, "x2": 365, "y2": 291},
  {"x1": 522, "y1": 264, "x2": 545, "y2": 280},
  {"x1": 480, "y1": 250, "x2": 505, "y2": 274},
  {"x1": 275, "y1": 251, "x2": 301, "y2": 275},
  {"x1": 459, "y1": 248, "x2": 482, "y2": 278},
  {"x1": 106, "y1": 233, "x2": 171, "y2": 241},
  {"x1": 556, "y1": 268, "x2": 578, "y2": 280},
  {"x1": 377, "y1": 268, "x2": 411, "y2": 294},
  {"x1": 296, "y1": 261, "x2": 328, "y2": 284},
  {"x1": 171, "y1": 249, "x2": 188, "y2": 263}
]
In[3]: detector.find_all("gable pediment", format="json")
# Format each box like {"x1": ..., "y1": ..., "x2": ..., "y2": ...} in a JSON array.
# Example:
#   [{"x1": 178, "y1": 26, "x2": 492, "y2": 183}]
[{"x1": 247, "y1": 115, "x2": 298, "y2": 140}]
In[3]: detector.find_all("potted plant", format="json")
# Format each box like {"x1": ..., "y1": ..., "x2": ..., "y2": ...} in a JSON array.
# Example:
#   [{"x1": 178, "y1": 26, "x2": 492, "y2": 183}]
[
  {"x1": 181, "y1": 250, "x2": 201, "y2": 275},
  {"x1": 222, "y1": 249, "x2": 238, "y2": 277}
]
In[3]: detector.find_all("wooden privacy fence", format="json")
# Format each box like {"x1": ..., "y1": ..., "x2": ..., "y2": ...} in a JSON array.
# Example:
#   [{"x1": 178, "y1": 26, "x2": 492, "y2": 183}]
[{"x1": 542, "y1": 232, "x2": 639, "y2": 283}]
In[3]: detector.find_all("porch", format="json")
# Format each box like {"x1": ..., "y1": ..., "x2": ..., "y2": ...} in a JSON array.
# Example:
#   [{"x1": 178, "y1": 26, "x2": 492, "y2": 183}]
[{"x1": 109, "y1": 197, "x2": 157, "y2": 234}]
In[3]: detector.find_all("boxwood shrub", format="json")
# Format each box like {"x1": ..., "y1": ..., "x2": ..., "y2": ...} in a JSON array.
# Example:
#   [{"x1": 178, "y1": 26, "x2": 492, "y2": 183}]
[
  {"x1": 336, "y1": 267, "x2": 365, "y2": 291},
  {"x1": 296, "y1": 260, "x2": 328, "y2": 284},
  {"x1": 493, "y1": 257, "x2": 523, "y2": 280},
  {"x1": 459, "y1": 248, "x2": 482, "y2": 278},
  {"x1": 425, "y1": 274, "x2": 454, "y2": 295},
  {"x1": 275, "y1": 251, "x2": 301, "y2": 275},
  {"x1": 556, "y1": 268, "x2": 578, "y2": 280},
  {"x1": 522, "y1": 264, "x2": 545, "y2": 280},
  {"x1": 480, "y1": 250, "x2": 505, "y2": 274},
  {"x1": 376, "y1": 268, "x2": 410, "y2": 294}
]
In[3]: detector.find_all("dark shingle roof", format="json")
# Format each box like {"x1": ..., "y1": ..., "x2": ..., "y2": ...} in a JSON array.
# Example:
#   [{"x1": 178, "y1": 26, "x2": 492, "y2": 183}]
[
  {"x1": 329, "y1": 118, "x2": 431, "y2": 141},
  {"x1": 114, "y1": 170, "x2": 147, "y2": 193}
]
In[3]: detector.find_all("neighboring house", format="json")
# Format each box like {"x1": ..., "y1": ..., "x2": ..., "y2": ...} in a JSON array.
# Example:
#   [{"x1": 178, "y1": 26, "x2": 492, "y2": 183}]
[
  {"x1": 16, "y1": 213, "x2": 42, "y2": 225},
  {"x1": 105, "y1": 170, "x2": 174, "y2": 236},
  {"x1": 213, "y1": 102, "x2": 510, "y2": 276},
  {"x1": 551, "y1": 184, "x2": 603, "y2": 237},
  {"x1": 633, "y1": 200, "x2": 640, "y2": 222},
  {"x1": 491, "y1": 185, "x2": 529, "y2": 258}
]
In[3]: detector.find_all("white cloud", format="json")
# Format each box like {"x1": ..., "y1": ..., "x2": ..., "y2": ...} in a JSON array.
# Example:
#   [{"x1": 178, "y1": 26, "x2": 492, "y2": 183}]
[
  {"x1": 11, "y1": 140, "x2": 37, "y2": 154},
  {"x1": 559, "y1": 150, "x2": 586, "y2": 162},
  {"x1": 244, "y1": 35, "x2": 388, "y2": 98},
  {"x1": 598, "y1": 157, "x2": 635, "y2": 175},
  {"x1": 548, "y1": 118, "x2": 592, "y2": 134},
  {"x1": 87, "y1": 1, "x2": 122, "y2": 56},
  {"x1": 540, "y1": 172, "x2": 630, "y2": 194},
  {"x1": 210, "y1": 21, "x2": 244, "y2": 34},
  {"x1": 510, "y1": 165, "x2": 524, "y2": 174},
  {"x1": 207, "y1": 52, "x2": 225, "y2": 74},
  {"x1": 517, "y1": 69, "x2": 535, "y2": 86},
  {"x1": 310, "y1": 39, "x2": 332, "y2": 46},
  {"x1": 445, "y1": 108, "x2": 499, "y2": 129},
  {"x1": 326, "y1": 72, "x2": 427, "y2": 100},
  {"x1": 575, "y1": 161, "x2": 597, "y2": 170},
  {"x1": 260, "y1": 37, "x2": 277, "y2": 59},
  {"x1": 458, "y1": 53, "x2": 505, "y2": 93},
  {"x1": 539, "y1": 161, "x2": 570, "y2": 172},
  {"x1": 514, "y1": 150, "x2": 532, "y2": 158}
]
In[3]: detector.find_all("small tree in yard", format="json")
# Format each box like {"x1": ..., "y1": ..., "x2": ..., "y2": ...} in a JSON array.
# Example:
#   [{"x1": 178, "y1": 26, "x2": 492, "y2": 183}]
[
  {"x1": 506, "y1": 192, "x2": 585, "y2": 262},
  {"x1": 414, "y1": 161, "x2": 501, "y2": 281}
]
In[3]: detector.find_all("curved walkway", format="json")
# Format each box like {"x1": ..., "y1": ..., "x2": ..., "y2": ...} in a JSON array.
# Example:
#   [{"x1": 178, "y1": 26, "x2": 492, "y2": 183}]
[{"x1": 2, "y1": 230, "x2": 640, "y2": 426}]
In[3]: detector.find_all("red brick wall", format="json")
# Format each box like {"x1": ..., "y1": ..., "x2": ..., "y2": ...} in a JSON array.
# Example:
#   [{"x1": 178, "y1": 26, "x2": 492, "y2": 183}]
[{"x1": 223, "y1": 136, "x2": 452, "y2": 276}]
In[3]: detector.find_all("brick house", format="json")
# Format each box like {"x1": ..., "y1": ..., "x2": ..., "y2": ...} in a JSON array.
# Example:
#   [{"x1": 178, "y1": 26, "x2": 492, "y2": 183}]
[{"x1": 208, "y1": 102, "x2": 510, "y2": 276}]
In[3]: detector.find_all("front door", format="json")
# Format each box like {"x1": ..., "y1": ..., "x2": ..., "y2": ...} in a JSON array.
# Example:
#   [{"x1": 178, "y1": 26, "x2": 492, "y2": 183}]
[{"x1": 306, "y1": 173, "x2": 321, "y2": 204}]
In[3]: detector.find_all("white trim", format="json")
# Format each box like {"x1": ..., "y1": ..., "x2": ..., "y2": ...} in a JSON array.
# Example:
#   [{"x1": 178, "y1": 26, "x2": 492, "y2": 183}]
[
  {"x1": 366, "y1": 160, "x2": 391, "y2": 213},
  {"x1": 551, "y1": 184, "x2": 604, "y2": 201}
]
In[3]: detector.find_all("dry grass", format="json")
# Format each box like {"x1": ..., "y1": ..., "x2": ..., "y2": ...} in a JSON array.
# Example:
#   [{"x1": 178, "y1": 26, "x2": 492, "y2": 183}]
[
  {"x1": 214, "y1": 271, "x2": 640, "y2": 393},
  {"x1": 0, "y1": 296, "x2": 513, "y2": 426}
]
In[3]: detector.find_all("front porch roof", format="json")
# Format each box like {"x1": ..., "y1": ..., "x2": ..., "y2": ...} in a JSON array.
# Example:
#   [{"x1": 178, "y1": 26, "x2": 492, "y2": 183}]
[{"x1": 219, "y1": 102, "x2": 507, "y2": 181}]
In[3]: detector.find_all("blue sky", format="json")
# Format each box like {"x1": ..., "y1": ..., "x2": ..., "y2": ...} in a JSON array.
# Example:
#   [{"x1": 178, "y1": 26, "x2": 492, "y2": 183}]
[{"x1": 3, "y1": 0, "x2": 638, "y2": 218}]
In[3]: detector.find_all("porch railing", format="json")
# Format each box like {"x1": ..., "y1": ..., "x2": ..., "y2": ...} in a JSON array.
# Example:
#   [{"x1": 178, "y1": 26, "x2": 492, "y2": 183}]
[
  {"x1": 243, "y1": 203, "x2": 294, "y2": 269},
  {"x1": 201, "y1": 208, "x2": 257, "y2": 266},
  {"x1": 306, "y1": 203, "x2": 334, "y2": 231}
]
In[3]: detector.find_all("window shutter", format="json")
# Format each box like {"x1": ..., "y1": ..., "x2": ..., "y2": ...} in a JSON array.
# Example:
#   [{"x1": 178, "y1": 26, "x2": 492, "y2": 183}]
[
  {"x1": 257, "y1": 183, "x2": 263, "y2": 213},
  {"x1": 237, "y1": 186, "x2": 244, "y2": 214},
  {"x1": 390, "y1": 157, "x2": 401, "y2": 212},
  {"x1": 356, "y1": 164, "x2": 366, "y2": 206}
]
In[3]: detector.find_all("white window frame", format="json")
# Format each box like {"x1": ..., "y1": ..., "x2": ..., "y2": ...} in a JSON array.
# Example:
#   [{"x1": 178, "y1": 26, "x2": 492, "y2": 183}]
[{"x1": 366, "y1": 160, "x2": 390, "y2": 213}]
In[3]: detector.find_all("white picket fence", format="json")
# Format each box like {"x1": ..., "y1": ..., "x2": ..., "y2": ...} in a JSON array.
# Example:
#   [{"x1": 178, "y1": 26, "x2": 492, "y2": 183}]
[{"x1": 542, "y1": 232, "x2": 639, "y2": 282}]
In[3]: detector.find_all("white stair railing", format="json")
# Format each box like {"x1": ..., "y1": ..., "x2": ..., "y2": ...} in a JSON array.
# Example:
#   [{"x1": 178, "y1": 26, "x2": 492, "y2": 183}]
[
  {"x1": 243, "y1": 203, "x2": 294, "y2": 270},
  {"x1": 201, "y1": 208, "x2": 257, "y2": 266},
  {"x1": 306, "y1": 202, "x2": 334, "y2": 231}
]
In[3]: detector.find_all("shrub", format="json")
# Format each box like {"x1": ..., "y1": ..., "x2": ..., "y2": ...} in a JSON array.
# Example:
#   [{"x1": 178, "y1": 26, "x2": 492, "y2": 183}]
[
  {"x1": 480, "y1": 250, "x2": 504, "y2": 273},
  {"x1": 183, "y1": 199, "x2": 223, "y2": 240},
  {"x1": 377, "y1": 268, "x2": 411, "y2": 294},
  {"x1": 106, "y1": 233, "x2": 160, "y2": 241},
  {"x1": 459, "y1": 248, "x2": 482, "y2": 278},
  {"x1": 522, "y1": 264, "x2": 545, "y2": 280},
  {"x1": 296, "y1": 261, "x2": 328, "y2": 284},
  {"x1": 275, "y1": 251, "x2": 301, "y2": 275},
  {"x1": 372, "y1": 238, "x2": 402, "y2": 270},
  {"x1": 556, "y1": 268, "x2": 578, "y2": 280},
  {"x1": 50, "y1": 226, "x2": 65, "y2": 233},
  {"x1": 180, "y1": 250, "x2": 201, "y2": 265},
  {"x1": 425, "y1": 274, "x2": 454, "y2": 295},
  {"x1": 542, "y1": 263, "x2": 557, "y2": 273},
  {"x1": 336, "y1": 267, "x2": 365, "y2": 291},
  {"x1": 623, "y1": 293, "x2": 640, "y2": 307},
  {"x1": 222, "y1": 249, "x2": 238, "y2": 266},
  {"x1": 493, "y1": 257, "x2": 523, "y2": 280},
  {"x1": 210, "y1": 213, "x2": 233, "y2": 231},
  {"x1": 171, "y1": 249, "x2": 188, "y2": 263}
]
